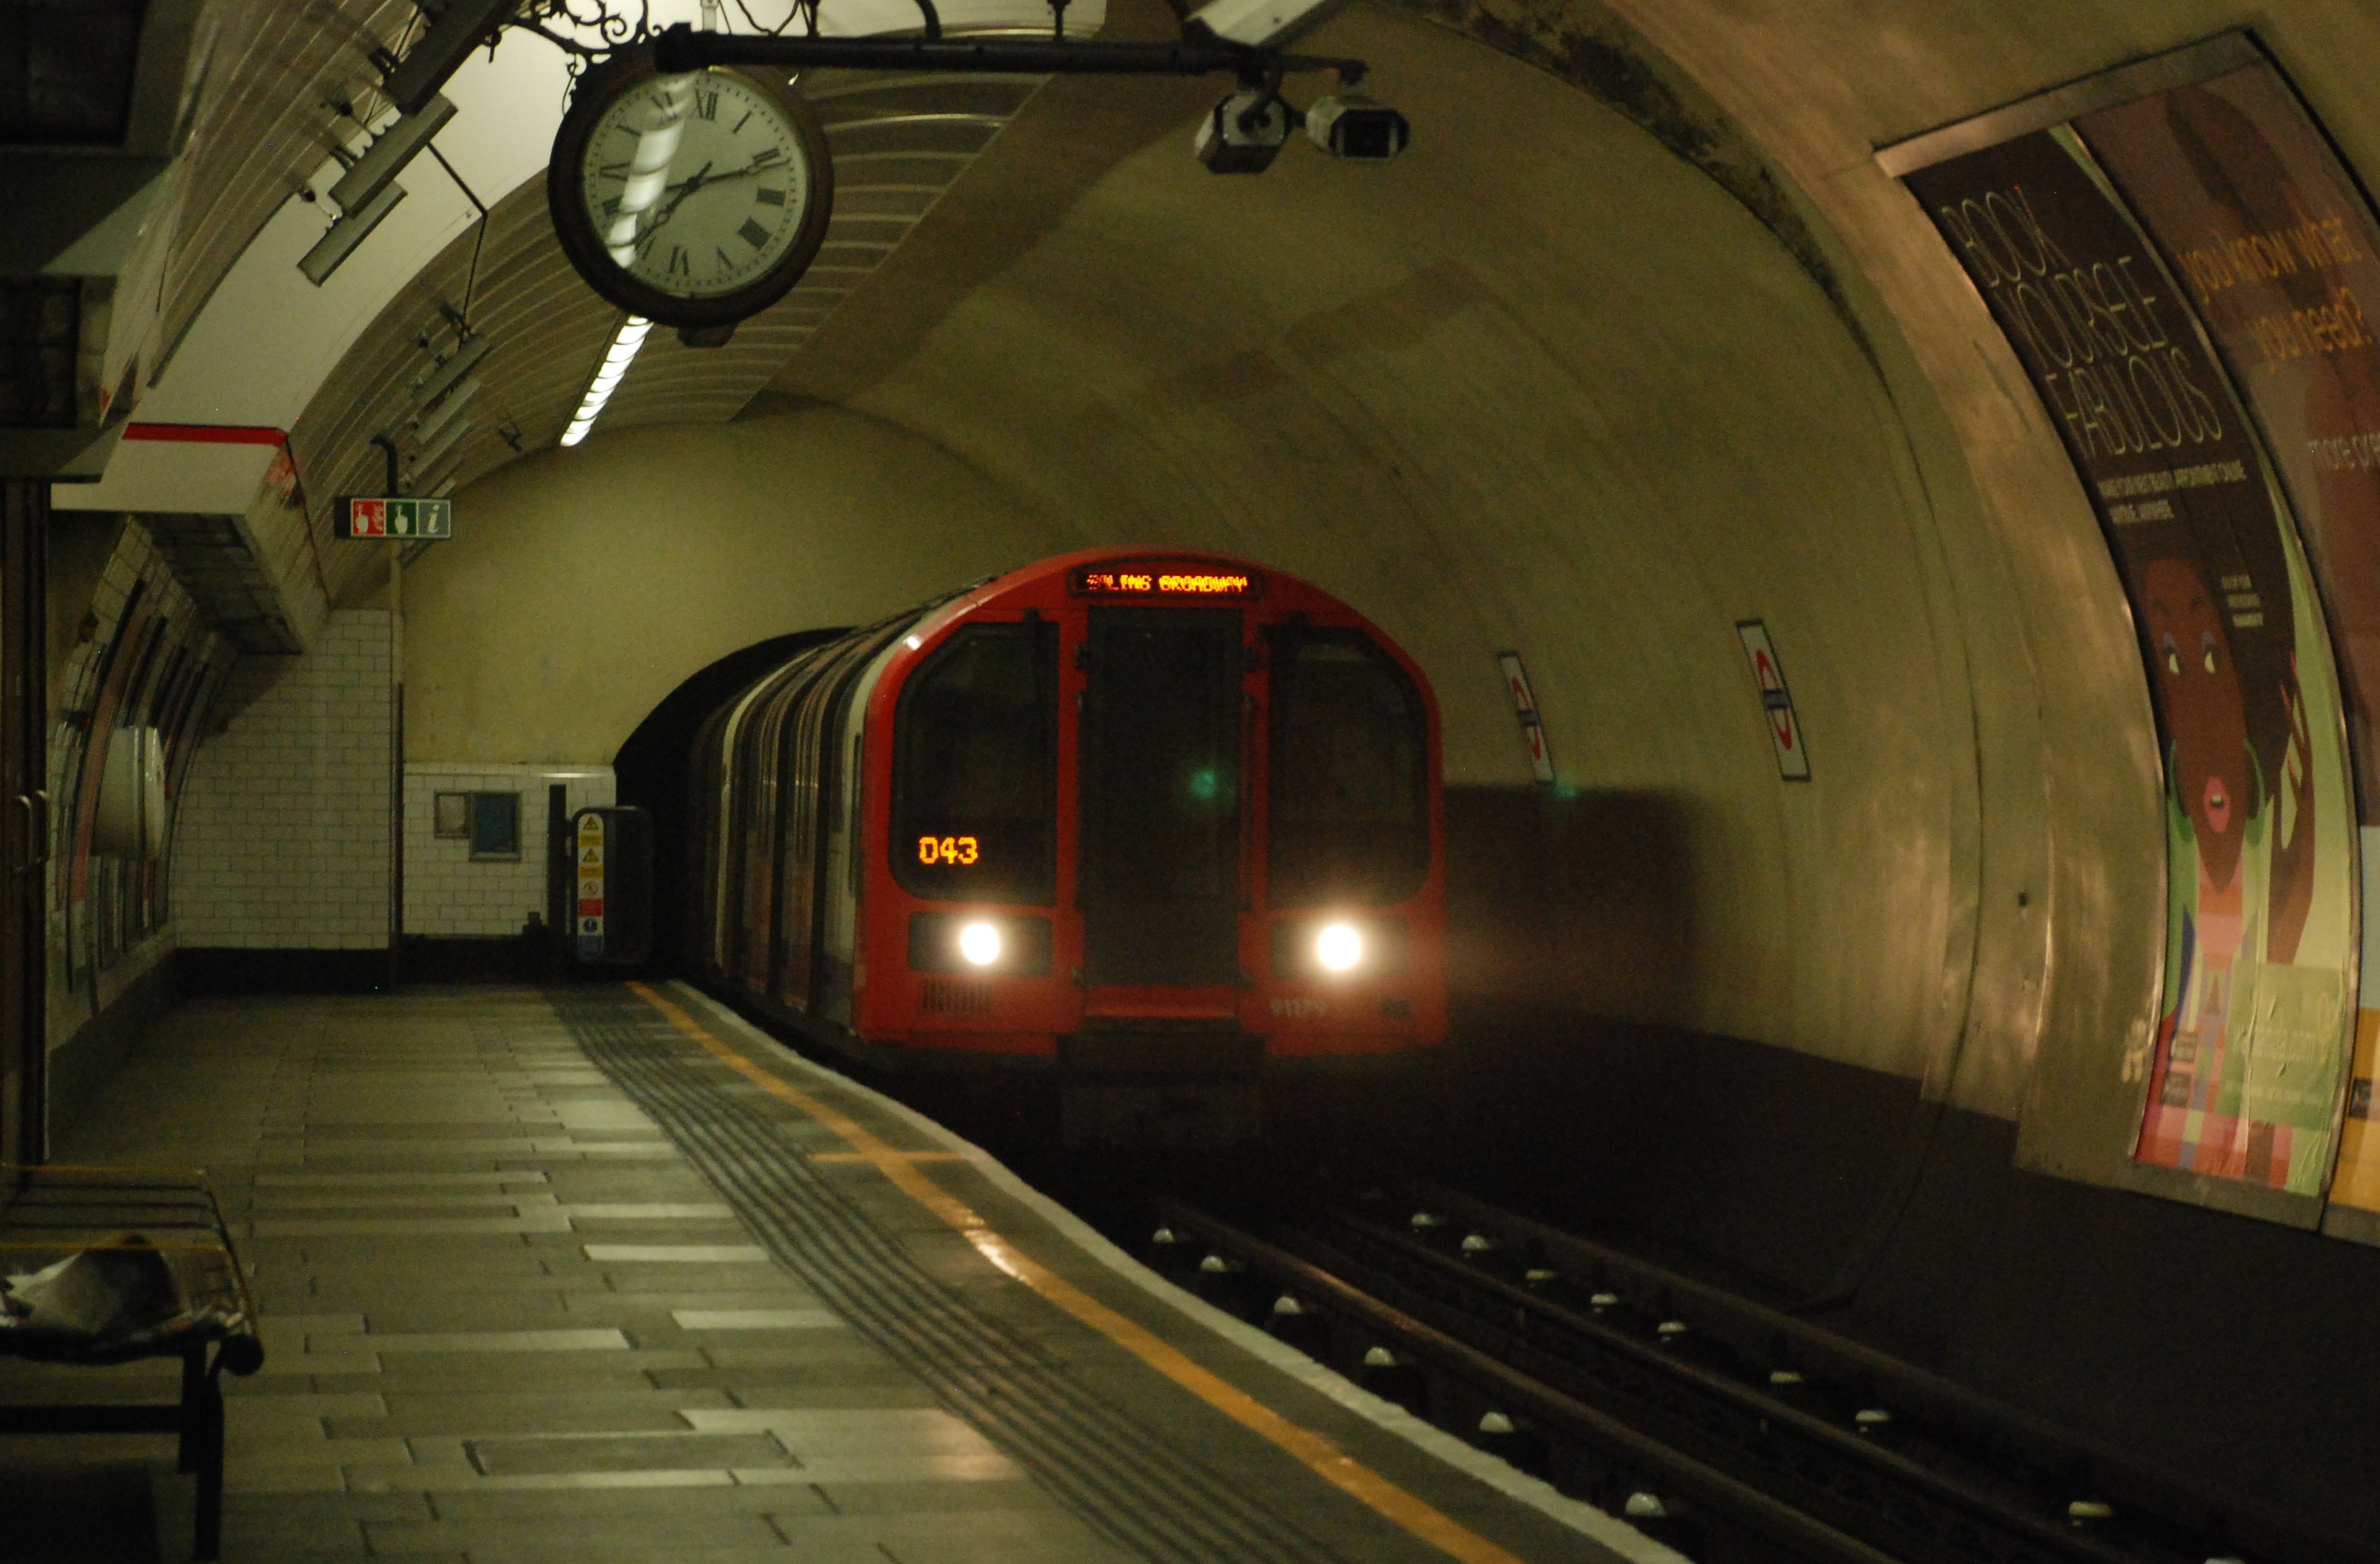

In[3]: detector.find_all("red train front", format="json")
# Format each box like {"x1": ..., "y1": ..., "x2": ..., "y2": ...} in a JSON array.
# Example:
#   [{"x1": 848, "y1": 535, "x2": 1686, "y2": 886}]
[{"x1": 686, "y1": 547, "x2": 1446, "y2": 1144}]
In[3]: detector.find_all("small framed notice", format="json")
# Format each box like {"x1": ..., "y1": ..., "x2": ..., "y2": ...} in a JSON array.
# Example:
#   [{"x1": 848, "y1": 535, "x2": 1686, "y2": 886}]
[
  {"x1": 1735, "y1": 620, "x2": 1810, "y2": 780},
  {"x1": 1496, "y1": 651, "x2": 1554, "y2": 785}
]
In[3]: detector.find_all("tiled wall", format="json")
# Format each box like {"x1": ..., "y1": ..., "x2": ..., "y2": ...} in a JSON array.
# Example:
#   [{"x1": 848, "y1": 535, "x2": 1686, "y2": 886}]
[
  {"x1": 174, "y1": 611, "x2": 393, "y2": 949},
  {"x1": 403, "y1": 764, "x2": 615, "y2": 938}
]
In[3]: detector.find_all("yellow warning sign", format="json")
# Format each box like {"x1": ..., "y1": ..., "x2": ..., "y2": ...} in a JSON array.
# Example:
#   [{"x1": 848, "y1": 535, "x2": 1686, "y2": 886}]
[{"x1": 575, "y1": 812, "x2": 606, "y2": 958}]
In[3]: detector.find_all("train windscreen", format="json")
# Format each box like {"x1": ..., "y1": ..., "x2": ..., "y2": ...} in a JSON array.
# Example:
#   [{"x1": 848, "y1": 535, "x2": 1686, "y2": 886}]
[
  {"x1": 1267, "y1": 629, "x2": 1429, "y2": 906},
  {"x1": 1079, "y1": 607, "x2": 1243, "y2": 986},
  {"x1": 891, "y1": 622, "x2": 1057, "y2": 904}
]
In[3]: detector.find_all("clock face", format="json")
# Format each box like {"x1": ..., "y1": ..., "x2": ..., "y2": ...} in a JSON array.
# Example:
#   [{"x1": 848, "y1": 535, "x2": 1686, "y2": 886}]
[{"x1": 549, "y1": 54, "x2": 833, "y2": 328}]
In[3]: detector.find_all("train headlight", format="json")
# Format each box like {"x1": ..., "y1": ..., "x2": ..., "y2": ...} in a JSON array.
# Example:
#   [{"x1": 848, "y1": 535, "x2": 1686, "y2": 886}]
[
  {"x1": 1315, "y1": 923, "x2": 1364, "y2": 972},
  {"x1": 907, "y1": 913, "x2": 1053, "y2": 975},
  {"x1": 1272, "y1": 917, "x2": 1409, "y2": 980}
]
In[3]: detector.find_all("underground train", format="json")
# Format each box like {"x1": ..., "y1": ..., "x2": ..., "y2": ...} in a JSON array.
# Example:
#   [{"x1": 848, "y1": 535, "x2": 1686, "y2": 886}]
[{"x1": 684, "y1": 548, "x2": 1447, "y2": 1144}]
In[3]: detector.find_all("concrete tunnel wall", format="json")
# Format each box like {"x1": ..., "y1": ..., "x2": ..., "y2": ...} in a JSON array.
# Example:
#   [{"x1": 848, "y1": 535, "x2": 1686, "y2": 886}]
[
  {"x1": 382, "y1": 0, "x2": 2380, "y2": 1177},
  {"x1": 153, "y1": 0, "x2": 2380, "y2": 1532},
  {"x1": 401, "y1": 1, "x2": 2060, "y2": 1125}
]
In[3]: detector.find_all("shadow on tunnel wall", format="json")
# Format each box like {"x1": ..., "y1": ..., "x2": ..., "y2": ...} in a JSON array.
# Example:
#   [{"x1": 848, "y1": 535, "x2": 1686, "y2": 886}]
[
  {"x1": 1436, "y1": 785, "x2": 1922, "y2": 1302},
  {"x1": 1442, "y1": 790, "x2": 2380, "y2": 1550}
]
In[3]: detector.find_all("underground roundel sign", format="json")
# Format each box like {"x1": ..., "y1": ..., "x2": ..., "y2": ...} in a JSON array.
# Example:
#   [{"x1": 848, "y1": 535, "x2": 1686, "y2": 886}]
[{"x1": 1735, "y1": 620, "x2": 1810, "y2": 780}]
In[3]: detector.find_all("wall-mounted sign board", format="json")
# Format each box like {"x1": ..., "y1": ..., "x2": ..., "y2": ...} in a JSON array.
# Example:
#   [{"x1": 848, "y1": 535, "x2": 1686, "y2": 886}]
[
  {"x1": 574, "y1": 809, "x2": 605, "y2": 963},
  {"x1": 566, "y1": 806, "x2": 653, "y2": 968},
  {"x1": 1734, "y1": 621, "x2": 1809, "y2": 781},
  {"x1": 336, "y1": 495, "x2": 450, "y2": 539},
  {"x1": 1496, "y1": 651, "x2": 1554, "y2": 784},
  {"x1": 1880, "y1": 30, "x2": 2376, "y2": 1232}
]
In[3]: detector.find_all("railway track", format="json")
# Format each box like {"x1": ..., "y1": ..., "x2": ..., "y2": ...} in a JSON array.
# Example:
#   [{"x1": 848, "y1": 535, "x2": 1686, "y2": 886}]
[{"x1": 1146, "y1": 1176, "x2": 2321, "y2": 1564}]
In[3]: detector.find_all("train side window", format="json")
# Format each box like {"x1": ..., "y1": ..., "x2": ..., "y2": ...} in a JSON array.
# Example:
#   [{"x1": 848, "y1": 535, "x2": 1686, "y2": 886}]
[
  {"x1": 891, "y1": 623, "x2": 1057, "y2": 905},
  {"x1": 1267, "y1": 631, "x2": 1428, "y2": 907}
]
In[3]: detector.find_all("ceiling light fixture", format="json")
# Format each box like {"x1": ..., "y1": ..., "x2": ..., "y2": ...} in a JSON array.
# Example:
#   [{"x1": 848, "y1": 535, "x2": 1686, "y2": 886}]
[
  {"x1": 298, "y1": 181, "x2": 406, "y2": 284},
  {"x1": 412, "y1": 376, "x2": 481, "y2": 443},
  {"x1": 560, "y1": 315, "x2": 651, "y2": 448},
  {"x1": 411, "y1": 333, "x2": 490, "y2": 413},
  {"x1": 406, "y1": 415, "x2": 474, "y2": 486},
  {"x1": 330, "y1": 95, "x2": 457, "y2": 215}
]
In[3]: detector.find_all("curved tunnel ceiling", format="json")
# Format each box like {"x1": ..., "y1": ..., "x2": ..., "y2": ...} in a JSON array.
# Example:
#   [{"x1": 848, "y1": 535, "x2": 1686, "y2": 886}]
[
  {"x1": 414, "y1": 1, "x2": 1977, "y2": 1089},
  {"x1": 47, "y1": 0, "x2": 2380, "y2": 1191},
  {"x1": 35, "y1": 4, "x2": 2380, "y2": 1532},
  {"x1": 59, "y1": 0, "x2": 1090, "y2": 510},
  {"x1": 291, "y1": 64, "x2": 1045, "y2": 614}
]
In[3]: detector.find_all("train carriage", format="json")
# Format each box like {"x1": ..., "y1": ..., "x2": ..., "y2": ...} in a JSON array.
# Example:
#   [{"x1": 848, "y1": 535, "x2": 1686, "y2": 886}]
[{"x1": 685, "y1": 548, "x2": 1446, "y2": 1145}]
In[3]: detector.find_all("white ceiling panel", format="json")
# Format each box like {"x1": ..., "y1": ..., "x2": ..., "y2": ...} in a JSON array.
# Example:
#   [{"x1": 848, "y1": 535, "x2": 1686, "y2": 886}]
[{"x1": 53, "y1": 433, "x2": 281, "y2": 515}]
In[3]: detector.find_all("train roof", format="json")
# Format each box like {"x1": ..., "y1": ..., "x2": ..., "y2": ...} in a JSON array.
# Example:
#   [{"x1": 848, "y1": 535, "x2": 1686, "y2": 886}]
[{"x1": 910, "y1": 546, "x2": 1398, "y2": 639}]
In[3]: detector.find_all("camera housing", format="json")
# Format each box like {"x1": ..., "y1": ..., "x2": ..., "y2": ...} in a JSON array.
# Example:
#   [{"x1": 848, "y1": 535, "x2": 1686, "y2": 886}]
[
  {"x1": 1196, "y1": 90, "x2": 1293, "y2": 174},
  {"x1": 1305, "y1": 93, "x2": 1411, "y2": 161},
  {"x1": 1183, "y1": 0, "x2": 1358, "y2": 49}
]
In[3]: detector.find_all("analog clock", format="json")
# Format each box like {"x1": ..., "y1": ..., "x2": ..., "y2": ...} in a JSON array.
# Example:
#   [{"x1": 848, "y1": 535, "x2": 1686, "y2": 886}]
[{"x1": 548, "y1": 47, "x2": 833, "y2": 330}]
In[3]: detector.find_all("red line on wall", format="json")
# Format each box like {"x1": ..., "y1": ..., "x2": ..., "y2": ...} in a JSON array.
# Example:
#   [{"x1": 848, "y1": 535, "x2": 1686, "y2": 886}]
[{"x1": 121, "y1": 422, "x2": 288, "y2": 446}]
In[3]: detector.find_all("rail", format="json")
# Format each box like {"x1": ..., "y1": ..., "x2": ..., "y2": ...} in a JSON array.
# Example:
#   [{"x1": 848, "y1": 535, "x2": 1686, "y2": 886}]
[{"x1": 1148, "y1": 1177, "x2": 2320, "y2": 1564}]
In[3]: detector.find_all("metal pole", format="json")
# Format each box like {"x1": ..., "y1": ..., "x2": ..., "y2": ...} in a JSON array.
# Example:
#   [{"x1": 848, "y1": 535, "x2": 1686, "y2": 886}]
[
  {"x1": 368, "y1": 434, "x2": 406, "y2": 993},
  {"x1": 547, "y1": 783, "x2": 568, "y2": 977},
  {"x1": 389, "y1": 544, "x2": 403, "y2": 993},
  {"x1": 1, "y1": 481, "x2": 47, "y2": 1166},
  {"x1": 651, "y1": 22, "x2": 1364, "y2": 79}
]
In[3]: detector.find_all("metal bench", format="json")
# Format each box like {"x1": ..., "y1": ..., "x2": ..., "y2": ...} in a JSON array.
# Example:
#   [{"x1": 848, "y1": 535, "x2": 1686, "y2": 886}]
[{"x1": 0, "y1": 1166, "x2": 265, "y2": 1560}]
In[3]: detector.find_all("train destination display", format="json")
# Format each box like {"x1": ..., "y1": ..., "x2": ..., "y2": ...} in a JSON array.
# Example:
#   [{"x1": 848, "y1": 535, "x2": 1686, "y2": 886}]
[{"x1": 1069, "y1": 564, "x2": 1262, "y2": 598}]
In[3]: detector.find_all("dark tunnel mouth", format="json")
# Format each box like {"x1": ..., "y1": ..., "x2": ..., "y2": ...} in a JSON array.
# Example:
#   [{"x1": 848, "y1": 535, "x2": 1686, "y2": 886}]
[{"x1": 610, "y1": 626, "x2": 852, "y2": 975}]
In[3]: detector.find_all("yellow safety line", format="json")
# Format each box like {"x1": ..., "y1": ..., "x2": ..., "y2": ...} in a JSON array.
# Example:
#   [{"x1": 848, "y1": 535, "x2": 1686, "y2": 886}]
[{"x1": 628, "y1": 982, "x2": 1528, "y2": 1564}]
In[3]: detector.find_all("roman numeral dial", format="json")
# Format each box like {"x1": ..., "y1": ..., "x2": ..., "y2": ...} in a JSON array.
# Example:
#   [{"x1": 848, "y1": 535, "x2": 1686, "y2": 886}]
[{"x1": 551, "y1": 52, "x2": 834, "y2": 329}]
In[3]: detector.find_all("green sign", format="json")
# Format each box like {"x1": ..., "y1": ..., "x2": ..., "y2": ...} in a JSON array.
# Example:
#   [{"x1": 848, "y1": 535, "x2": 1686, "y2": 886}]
[{"x1": 336, "y1": 496, "x2": 452, "y2": 539}]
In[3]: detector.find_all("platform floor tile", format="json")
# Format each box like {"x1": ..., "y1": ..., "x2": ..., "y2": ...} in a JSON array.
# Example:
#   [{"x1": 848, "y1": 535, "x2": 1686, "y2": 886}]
[
  {"x1": 4, "y1": 989, "x2": 1134, "y2": 1564},
  {"x1": 4, "y1": 985, "x2": 1642, "y2": 1564}
]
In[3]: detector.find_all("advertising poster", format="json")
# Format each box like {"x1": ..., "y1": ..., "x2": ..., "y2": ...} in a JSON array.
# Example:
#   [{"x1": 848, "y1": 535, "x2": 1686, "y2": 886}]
[
  {"x1": 1902, "y1": 124, "x2": 2358, "y2": 1202},
  {"x1": 2073, "y1": 63, "x2": 2380, "y2": 1221}
]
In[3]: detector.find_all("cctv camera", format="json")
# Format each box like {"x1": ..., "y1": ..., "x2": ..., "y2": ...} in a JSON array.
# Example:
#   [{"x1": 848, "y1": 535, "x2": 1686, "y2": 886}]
[
  {"x1": 1306, "y1": 93, "x2": 1410, "y2": 161},
  {"x1": 1197, "y1": 90, "x2": 1293, "y2": 174}
]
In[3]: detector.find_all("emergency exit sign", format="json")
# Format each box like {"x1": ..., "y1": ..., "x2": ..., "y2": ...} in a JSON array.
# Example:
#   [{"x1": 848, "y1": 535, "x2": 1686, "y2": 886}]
[{"x1": 336, "y1": 496, "x2": 451, "y2": 539}]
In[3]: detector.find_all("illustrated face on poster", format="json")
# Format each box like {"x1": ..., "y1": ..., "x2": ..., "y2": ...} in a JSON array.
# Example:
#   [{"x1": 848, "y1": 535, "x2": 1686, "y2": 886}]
[
  {"x1": 1905, "y1": 127, "x2": 2357, "y2": 1198},
  {"x1": 2075, "y1": 67, "x2": 2380, "y2": 1215},
  {"x1": 2141, "y1": 557, "x2": 2254, "y2": 885}
]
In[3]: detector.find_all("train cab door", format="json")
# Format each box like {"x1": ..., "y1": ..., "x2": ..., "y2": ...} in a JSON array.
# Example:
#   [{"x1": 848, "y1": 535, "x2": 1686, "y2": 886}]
[{"x1": 1077, "y1": 608, "x2": 1243, "y2": 988}]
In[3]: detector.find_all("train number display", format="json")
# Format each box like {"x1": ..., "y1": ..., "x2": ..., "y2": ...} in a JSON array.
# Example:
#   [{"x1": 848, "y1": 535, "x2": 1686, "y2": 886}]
[{"x1": 918, "y1": 834, "x2": 981, "y2": 866}]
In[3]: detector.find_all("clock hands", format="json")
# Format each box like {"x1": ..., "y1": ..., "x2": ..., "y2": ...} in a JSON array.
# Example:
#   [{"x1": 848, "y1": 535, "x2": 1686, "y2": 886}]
[
  {"x1": 632, "y1": 159, "x2": 712, "y2": 252},
  {"x1": 628, "y1": 152, "x2": 791, "y2": 256}
]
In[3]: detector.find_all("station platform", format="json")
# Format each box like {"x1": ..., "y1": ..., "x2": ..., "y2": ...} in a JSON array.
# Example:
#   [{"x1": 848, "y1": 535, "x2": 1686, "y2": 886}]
[{"x1": 1, "y1": 981, "x2": 1662, "y2": 1564}]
